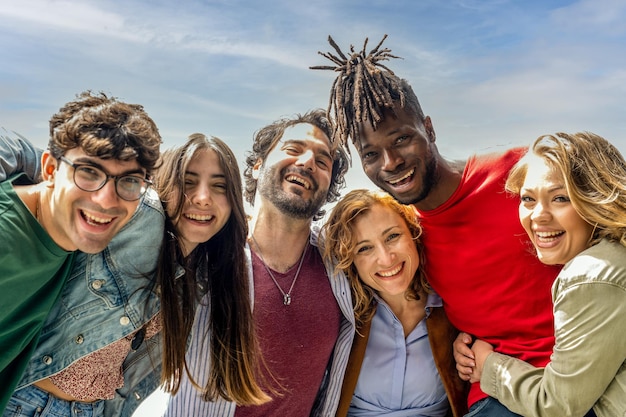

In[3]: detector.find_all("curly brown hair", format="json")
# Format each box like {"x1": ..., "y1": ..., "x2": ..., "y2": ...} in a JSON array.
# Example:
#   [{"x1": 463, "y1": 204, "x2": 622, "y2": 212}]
[{"x1": 48, "y1": 91, "x2": 162, "y2": 173}]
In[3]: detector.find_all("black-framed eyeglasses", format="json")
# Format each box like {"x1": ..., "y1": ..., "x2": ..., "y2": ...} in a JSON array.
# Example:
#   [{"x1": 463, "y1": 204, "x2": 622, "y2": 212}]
[{"x1": 59, "y1": 156, "x2": 152, "y2": 201}]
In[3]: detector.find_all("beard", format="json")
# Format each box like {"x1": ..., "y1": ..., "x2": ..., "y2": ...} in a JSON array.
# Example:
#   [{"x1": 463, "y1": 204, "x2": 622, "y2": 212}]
[
  {"x1": 401, "y1": 153, "x2": 439, "y2": 205},
  {"x1": 257, "y1": 165, "x2": 327, "y2": 220}
]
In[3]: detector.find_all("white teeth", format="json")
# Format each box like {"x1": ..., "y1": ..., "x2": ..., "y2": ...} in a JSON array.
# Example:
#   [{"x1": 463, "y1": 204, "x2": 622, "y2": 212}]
[
  {"x1": 388, "y1": 169, "x2": 415, "y2": 185},
  {"x1": 379, "y1": 264, "x2": 402, "y2": 277},
  {"x1": 536, "y1": 231, "x2": 563, "y2": 238},
  {"x1": 82, "y1": 210, "x2": 112, "y2": 225},
  {"x1": 286, "y1": 175, "x2": 311, "y2": 190},
  {"x1": 185, "y1": 213, "x2": 214, "y2": 222},
  {"x1": 536, "y1": 231, "x2": 564, "y2": 241}
]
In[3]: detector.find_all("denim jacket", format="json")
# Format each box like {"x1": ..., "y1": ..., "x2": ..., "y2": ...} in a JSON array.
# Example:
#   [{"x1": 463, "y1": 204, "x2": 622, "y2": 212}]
[{"x1": 0, "y1": 128, "x2": 165, "y2": 416}]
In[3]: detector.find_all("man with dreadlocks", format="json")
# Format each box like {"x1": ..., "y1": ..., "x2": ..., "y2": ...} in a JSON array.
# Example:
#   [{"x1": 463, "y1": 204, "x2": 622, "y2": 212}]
[{"x1": 312, "y1": 35, "x2": 561, "y2": 417}]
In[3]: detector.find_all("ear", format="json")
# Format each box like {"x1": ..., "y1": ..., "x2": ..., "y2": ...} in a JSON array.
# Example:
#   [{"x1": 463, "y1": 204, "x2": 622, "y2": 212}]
[
  {"x1": 41, "y1": 151, "x2": 58, "y2": 182},
  {"x1": 423, "y1": 116, "x2": 436, "y2": 142},
  {"x1": 252, "y1": 158, "x2": 263, "y2": 180}
]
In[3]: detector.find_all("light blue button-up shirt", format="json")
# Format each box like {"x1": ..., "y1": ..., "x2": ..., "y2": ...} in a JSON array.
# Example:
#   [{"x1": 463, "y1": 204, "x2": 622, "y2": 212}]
[{"x1": 349, "y1": 292, "x2": 449, "y2": 417}]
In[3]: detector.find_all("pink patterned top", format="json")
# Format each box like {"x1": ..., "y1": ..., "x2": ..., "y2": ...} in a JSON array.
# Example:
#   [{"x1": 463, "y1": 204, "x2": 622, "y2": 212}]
[{"x1": 48, "y1": 314, "x2": 161, "y2": 400}]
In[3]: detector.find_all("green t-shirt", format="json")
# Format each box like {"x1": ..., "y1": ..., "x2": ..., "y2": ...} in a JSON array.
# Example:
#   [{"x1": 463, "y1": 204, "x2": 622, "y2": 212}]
[{"x1": 0, "y1": 174, "x2": 75, "y2": 412}]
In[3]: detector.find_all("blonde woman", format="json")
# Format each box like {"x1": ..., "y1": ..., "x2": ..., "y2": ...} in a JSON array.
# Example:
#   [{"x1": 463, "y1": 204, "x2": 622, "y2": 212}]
[{"x1": 458, "y1": 132, "x2": 626, "y2": 417}]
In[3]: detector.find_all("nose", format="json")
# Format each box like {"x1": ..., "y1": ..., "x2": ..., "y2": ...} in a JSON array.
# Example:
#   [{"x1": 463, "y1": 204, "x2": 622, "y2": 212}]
[
  {"x1": 381, "y1": 148, "x2": 403, "y2": 172},
  {"x1": 295, "y1": 150, "x2": 316, "y2": 171},
  {"x1": 90, "y1": 178, "x2": 120, "y2": 209},
  {"x1": 530, "y1": 201, "x2": 550, "y2": 223},
  {"x1": 188, "y1": 185, "x2": 213, "y2": 207},
  {"x1": 376, "y1": 244, "x2": 395, "y2": 266}
]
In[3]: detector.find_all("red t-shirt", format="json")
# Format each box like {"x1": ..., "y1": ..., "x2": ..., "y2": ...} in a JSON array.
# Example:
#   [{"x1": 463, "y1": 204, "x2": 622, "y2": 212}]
[
  {"x1": 418, "y1": 148, "x2": 560, "y2": 407},
  {"x1": 235, "y1": 244, "x2": 341, "y2": 417}
]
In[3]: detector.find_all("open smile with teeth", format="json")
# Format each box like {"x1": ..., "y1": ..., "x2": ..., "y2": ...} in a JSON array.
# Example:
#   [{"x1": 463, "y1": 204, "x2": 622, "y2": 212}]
[
  {"x1": 536, "y1": 230, "x2": 564, "y2": 242},
  {"x1": 82, "y1": 210, "x2": 113, "y2": 226},
  {"x1": 387, "y1": 168, "x2": 415, "y2": 185},
  {"x1": 185, "y1": 213, "x2": 215, "y2": 222},
  {"x1": 286, "y1": 175, "x2": 312, "y2": 190},
  {"x1": 378, "y1": 263, "x2": 403, "y2": 277}
]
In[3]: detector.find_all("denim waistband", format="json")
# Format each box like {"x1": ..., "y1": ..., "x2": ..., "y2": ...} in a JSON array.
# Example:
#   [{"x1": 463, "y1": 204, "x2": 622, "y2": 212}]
[{"x1": 9, "y1": 384, "x2": 105, "y2": 417}]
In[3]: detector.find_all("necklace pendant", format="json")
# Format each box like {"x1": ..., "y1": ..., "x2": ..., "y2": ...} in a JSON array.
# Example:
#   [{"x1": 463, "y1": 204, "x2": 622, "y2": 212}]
[{"x1": 283, "y1": 294, "x2": 291, "y2": 306}]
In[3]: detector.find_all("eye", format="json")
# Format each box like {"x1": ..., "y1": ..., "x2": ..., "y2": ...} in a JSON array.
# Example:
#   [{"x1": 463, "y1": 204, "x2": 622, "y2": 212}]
[
  {"x1": 76, "y1": 165, "x2": 103, "y2": 180},
  {"x1": 284, "y1": 146, "x2": 301, "y2": 156},
  {"x1": 356, "y1": 245, "x2": 372, "y2": 255},
  {"x1": 316, "y1": 157, "x2": 331, "y2": 170},
  {"x1": 119, "y1": 176, "x2": 143, "y2": 187},
  {"x1": 361, "y1": 151, "x2": 378, "y2": 162},
  {"x1": 520, "y1": 195, "x2": 535, "y2": 203},
  {"x1": 553, "y1": 195, "x2": 571, "y2": 203},
  {"x1": 213, "y1": 182, "x2": 228, "y2": 193},
  {"x1": 385, "y1": 232, "x2": 401, "y2": 243},
  {"x1": 396, "y1": 135, "x2": 409, "y2": 145}
]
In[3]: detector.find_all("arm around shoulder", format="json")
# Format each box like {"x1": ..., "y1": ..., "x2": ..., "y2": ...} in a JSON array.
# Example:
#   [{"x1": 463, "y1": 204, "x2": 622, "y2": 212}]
[{"x1": 0, "y1": 128, "x2": 43, "y2": 182}]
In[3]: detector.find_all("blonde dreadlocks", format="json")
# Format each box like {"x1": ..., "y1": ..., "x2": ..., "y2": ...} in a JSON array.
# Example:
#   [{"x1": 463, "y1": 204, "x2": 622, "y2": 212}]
[{"x1": 311, "y1": 35, "x2": 425, "y2": 154}]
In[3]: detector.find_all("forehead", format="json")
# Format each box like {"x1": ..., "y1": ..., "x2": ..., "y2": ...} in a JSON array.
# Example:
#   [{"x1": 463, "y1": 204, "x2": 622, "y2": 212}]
[
  {"x1": 522, "y1": 158, "x2": 563, "y2": 188},
  {"x1": 281, "y1": 123, "x2": 331, "y2": 148},
  {"x1": 354, "y1": 204, "x2": 405, "y2": 236},
  {"x1": 187, "y1": 148, "x2": 223, "y2": 173},
  {"x1": 357, "y1": 106, "x2": 418, "y2": 147}
]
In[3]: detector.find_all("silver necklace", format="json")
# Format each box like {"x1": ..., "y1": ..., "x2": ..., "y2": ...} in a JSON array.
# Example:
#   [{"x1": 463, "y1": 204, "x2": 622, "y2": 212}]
[{"x1": 251, "y1": 234, "x2": 308, "y2": 306}]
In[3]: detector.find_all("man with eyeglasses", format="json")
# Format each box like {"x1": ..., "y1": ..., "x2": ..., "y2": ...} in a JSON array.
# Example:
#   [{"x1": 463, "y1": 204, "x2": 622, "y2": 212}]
[{"x1": 0, "y1": 91, "x2": 162, "y2": 414}]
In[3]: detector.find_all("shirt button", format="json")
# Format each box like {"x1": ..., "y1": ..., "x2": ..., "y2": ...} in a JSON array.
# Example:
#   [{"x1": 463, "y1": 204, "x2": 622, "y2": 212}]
[
  {"x1": 42, "y1": 355, "x2": 53, "y2": 365},
  {"x1": 120, "y1": 316, "x2": 131, "y2": 326},
  {"x1": 75, "y1": 334, "x2": 84, "y2": 344},
  {"x1": 92, "y1": 280, "x2": 104, "y2": 290}
]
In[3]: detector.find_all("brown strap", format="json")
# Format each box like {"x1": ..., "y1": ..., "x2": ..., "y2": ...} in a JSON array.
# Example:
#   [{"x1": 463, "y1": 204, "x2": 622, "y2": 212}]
[{"x1": 335, "y1": 312, "x2": 374, "y2": 417}]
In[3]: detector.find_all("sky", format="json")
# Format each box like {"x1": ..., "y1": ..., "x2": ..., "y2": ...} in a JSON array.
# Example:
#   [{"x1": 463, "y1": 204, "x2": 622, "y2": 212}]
[
  {"x1": 2, "y1": 0, "x2": 626, "y2": 194},
  {"x1": 1, "y1": 1, "x2": 625, "y2": 414}
]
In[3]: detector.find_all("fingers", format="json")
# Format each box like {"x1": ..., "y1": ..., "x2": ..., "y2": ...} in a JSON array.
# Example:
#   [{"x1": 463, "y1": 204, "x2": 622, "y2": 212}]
[{"x1": 453, "y1": 332, "x2": 475, "y2": 381}]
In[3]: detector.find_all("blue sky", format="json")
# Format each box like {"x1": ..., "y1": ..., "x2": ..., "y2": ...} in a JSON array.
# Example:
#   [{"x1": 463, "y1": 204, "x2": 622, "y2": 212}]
[{"x1": 2, "y1": 0, "x2": 626, "y2": 193}]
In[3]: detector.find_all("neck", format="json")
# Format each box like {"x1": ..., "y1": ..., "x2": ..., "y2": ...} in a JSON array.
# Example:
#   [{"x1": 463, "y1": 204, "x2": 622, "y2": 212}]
[
  {"x1": 249, "y1": 204, "x2": 312, "y2": 273},
  {"x1": 14, "y1": 183, "x2": 44, "y2": 223},
  {"x1": 413, "y1": 157, "x2": 464, "y2": 211},
  {"x1": 381, "y1": 291, "x2": 427, "y2": 337}
]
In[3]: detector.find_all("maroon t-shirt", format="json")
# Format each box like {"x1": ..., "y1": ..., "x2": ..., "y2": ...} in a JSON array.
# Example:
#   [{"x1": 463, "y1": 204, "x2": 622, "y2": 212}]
[{"x1": 235, "y1": 244, "x2": 341, "y2": 417}]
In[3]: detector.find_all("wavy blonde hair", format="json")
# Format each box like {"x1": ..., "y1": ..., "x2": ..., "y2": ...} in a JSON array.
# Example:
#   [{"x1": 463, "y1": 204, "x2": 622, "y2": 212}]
[
  {"x1": 322, "y1": 189, "x2": 429, "y2": 328},
  {"x1": 506, "y1": 131, "x2": 626, "y2": 248}
]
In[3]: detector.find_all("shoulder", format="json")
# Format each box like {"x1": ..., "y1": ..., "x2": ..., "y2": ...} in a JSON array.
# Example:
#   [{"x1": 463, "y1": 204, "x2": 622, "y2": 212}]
[
  {"x1": 469, "y1": 146, "x2": 526, "y2": 167},
  {"x1": 559, "y1": 240, "x2": 626, "y2": 288}
]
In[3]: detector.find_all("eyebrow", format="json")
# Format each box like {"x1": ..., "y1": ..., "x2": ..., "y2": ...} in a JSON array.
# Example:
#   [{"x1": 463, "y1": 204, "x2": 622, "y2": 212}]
[
  {"x1": 283, "y1": 139, "x2": 333, "y2": 162},
  {"x1": 522, "y1": 184, "x2": 566, "y2": 193},
  {"x1": 355, "y1": 225, "x2": 400, "y2": 246},
  {"x1": 185, "y1": 171, "x2": 226, "y2": 179},
  {"x1": 72, "y1": 157, "x2": 146, "y2": 177}
]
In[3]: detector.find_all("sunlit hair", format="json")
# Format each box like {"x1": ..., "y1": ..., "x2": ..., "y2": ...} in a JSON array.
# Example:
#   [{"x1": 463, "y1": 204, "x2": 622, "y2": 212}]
[
  {"x1": 322, "y1": 189, "x2": 429, "y2": 328},
  {"x1": 243, "y1": 108, "x2": 349, "y2": 220},
  {"x1": 153, "y1": 134, "x2": 270, "y2": 405},
  {"x1": 48, "y1": 90, "x2": 162, "y2": 173},
  {"x1": 506, "y1": 131, "x2": 626, "y2": 248},
  {"x1": 310, "y1": 35, "x2": 425, "y2": 154}
]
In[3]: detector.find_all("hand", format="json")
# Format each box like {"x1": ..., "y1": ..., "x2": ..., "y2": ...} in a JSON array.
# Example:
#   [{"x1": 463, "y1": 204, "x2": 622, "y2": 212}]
[
  {"x1": 453, "y1": 332, "x2": 475, "y2": 381},
  {"x1": 468, "y1": 339, "x2": 494, "y2": 384}
]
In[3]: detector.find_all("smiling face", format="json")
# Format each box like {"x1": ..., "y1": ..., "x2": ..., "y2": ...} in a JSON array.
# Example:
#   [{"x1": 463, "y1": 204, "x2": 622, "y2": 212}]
[
  {"x1": 519, "y1": 157, "x2": 594, "y2": 265},
  {"x1": 255, "y1": 123, "x2": 333, "y2": 219},
  {"x1": 167, "y1": 148, "x2": 231, "y2": 256},
  {"x1": 357, "y1": 106, "x2": 438, "y2": 205},
  {"x1": 43, "y1": 147, "x2": 143, "y2": 253},
  {"x1": 352, "y1": 203, "x2": 420, "y2": 301}
]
